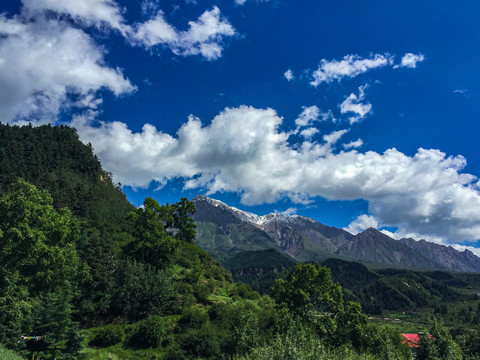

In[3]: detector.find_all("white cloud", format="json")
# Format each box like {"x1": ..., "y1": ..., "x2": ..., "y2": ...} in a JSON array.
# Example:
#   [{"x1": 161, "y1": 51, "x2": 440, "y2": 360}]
[
  {"x1": 454, "y1": 88, "x2": 469, "y2": 99},
  {"x1": 394, "y1": 53, "x2": 425, "y2": 69},
  {"x1": 22, "y1": 0, "x2": 129, "y2": 34},
  {"x1": 300, "y1": 127, "x2": 319, "y2": 139},
  {"x1": 73, "y1": 105, "x2": 480, "y2": 243},
  {"x1": 0, "y1": 13, "x2": 134, "y2": 124},
  {"x1": 284, "y1": 69, "x2": 294, "y2": 81},
  {"x1": 132, "y1": 6, "x2": 236, "y2": 60},
  {"x1": 295, "y1": 106, "x2": 336, "y2": 128},
  {"x1": 339, "y1": 85, "x2": 372, "y2": 124},
  {"x1": 344, "y1": 214, "x2": 380, "y2": 235},
  {"x1": 295, "y1": 105, "x2": 320, "y2": 127},
  {"x1": 451, "y1": 244, "x2": 480, "y2": 257},
  {"x1": 343, "y1": 139, "x2": 363, "y2": 149},
  {"x1": 323, "y1": 129, "x2": 348, "y2": 145},
  {"x1": 310, "y1": 53, "x2": 394, "y2": 86},
  {"x1": 280, "y1": 207, "x2": 297, "y2": 216},
  {"x1": 0, "y1": 1, "x2": 237, "y2": 124}
]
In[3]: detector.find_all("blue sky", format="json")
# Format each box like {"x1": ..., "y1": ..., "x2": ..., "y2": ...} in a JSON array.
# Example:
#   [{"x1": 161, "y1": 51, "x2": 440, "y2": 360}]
[{"x1": 1, "y1": 0, "x2": 480, "y2": 253}]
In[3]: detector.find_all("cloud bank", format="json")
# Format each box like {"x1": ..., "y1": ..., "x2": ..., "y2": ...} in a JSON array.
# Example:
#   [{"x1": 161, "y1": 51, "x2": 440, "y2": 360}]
[{"x1": 73, "y1": 105, "x2": 480, "y2": 244}]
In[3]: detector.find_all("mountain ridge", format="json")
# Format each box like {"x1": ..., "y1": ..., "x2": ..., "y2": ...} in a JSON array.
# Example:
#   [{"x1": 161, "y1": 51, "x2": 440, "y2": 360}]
[{"x1": 192, "y1": 195, "x2": 480, "y2": 273}]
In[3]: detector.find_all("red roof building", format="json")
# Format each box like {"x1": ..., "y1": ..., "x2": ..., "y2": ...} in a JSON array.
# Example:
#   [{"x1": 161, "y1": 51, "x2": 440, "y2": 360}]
[
  {"x1": 402, "y1": 333, "x2": 433, "y2": 348},
  {"x1": 402, "y1": 333, "x2": 421, "y2": 348}
]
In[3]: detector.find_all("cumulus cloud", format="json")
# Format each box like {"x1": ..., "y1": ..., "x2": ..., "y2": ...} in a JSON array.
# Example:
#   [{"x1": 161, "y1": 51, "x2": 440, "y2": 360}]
[
  {"x1": 295, "y1": 106, "x2": 320, "y2": 127},
  {"x1": 394, "y1": 53, "x2": 425, "y2": 69},
  {"x1": 73, "y1": 105, "x2": 480, "y2": 243},
  {"x1": 344, "y1": 214, "x2": 380, "y2": 235},
  {"x1": 284, "y1": 69, "x2": 294, "y2": 81},
  {"x1": 132, "y1": 6, "x2": 236, "y2": 60},
  {"x1": 300, "y1": 127, "x2": 319, "y2": 139},
  {"x1": 22, "y1": 0, "x2": 128, "y2": 34},
  {"x1": 310, "y1": 53, "x2": 394, "y2": 86},
  {"x1": 339, "y1": 85, "x2": 372, "y2": 124},
  {"x1": 343, "y1": 139, "x2": 363, "y2": 149},
  {"x1": 295, "y1": 106, "x2": 335, "y2": 128},
  {"x1": 0, "y1": 12, "x2": 134, "y2": 124},
  {"x1": 323, "y1": 129, "x2": 348, "y2": 145}
]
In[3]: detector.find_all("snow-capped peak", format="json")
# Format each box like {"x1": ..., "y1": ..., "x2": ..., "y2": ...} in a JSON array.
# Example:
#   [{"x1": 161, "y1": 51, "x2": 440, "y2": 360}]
[{"x1": 193, "y1": 195, "x2": 312, "y2": 227}]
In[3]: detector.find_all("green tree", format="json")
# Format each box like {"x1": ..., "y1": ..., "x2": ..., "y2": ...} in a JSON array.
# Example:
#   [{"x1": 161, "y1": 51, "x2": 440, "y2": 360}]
[
  {"x1": 417, "y1": 317, "x2": 463, "y2": 360},
  {"x1": 114, "y1": 260, "x2": 177, "y2": 321},
  {"x1": 127, "y1": 197, "x2": 178, "y2": 266},
  {"x1": 0, "y1": 180, "x2": 85, "y2": 355},
  {"x1": 172, "y1": 197, "x2": 197, "y2": 243},
  {"x1": 272, "y1": 263, "x2": 344, "y2": 318}
]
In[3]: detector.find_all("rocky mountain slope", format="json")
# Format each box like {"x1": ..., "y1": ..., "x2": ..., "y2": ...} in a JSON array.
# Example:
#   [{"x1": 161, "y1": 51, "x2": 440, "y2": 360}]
[
  {"x1": 400, "y1": 237, "x2": 480, "y2": 273},
  {"x1": 192, "y1": 195, "x2": 480, "y2": 272}
]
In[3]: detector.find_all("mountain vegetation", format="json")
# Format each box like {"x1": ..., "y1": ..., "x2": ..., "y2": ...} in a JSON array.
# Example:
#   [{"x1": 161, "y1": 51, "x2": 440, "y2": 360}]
[{"x1": 1, "y1": 123, "x2": 480, "y2": 359}]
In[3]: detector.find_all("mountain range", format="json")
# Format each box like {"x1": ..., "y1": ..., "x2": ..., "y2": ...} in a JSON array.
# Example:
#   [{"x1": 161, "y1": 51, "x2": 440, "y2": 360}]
[{"x1": 192, "y1": 195, "x2": 480, "y2": 273}]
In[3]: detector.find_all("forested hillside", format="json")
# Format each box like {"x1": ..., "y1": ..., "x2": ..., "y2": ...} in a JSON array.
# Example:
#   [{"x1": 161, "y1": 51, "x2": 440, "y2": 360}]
[
  {"x1": 0, "y1": 123, "x2": 134, "y2": 225},
  {"x1": 0, "y1": 123, "x2": 479, "y2": 360}
]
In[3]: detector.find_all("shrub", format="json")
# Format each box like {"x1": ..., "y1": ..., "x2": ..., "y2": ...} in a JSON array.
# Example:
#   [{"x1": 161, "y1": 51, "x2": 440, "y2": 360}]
[
  {"x1": 177, "y1": 325, "x2": 221, "y2": 359},
  {"x1": 89, "y1": 324, "x2": 124, "y2": 348},
  {"x1": 177, "y1": 306, "x2": 209, "y2": 332},
  {"x1": 231, "y1": 283, "x2": 260, "y2": 300},
  {"x1": 124, "y1": 315, "x2": 166, "y2": 349}
]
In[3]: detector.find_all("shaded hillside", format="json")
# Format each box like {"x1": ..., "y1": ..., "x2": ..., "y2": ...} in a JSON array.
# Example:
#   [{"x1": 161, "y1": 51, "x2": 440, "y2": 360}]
[
  {"x1": 0, "y1": 123, "x2": 134, "y2": 225},
  {"x1": 225, "y1": 249, "x2": 296, "y2": 294}
]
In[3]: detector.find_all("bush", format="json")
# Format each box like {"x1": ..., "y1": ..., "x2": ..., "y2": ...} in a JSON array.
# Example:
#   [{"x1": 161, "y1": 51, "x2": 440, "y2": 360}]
[
  {"x1": 124, "y1": 315, "x2": 166, "y2": 349},
  {"x1": 177, "y1": 325, "x2": 221, "y2": 359},
  {"x1": 231, "y1": 283, "x2": 260, "y2": 300},
  {"x1": 114, "y1": 261, "x2": 177, "y2": 321},
  {"x1": 89, "y1": 324, "x2": 124, "y2": 347},
  {"x1": 177, "y1": 306, "x2": 209, "y2": 332}
]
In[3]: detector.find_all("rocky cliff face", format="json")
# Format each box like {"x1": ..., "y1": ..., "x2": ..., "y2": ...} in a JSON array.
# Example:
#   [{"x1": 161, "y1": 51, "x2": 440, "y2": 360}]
[
  {"x1": 192, "y1": 195, "x2": 480, "y2": 272},
  {"x1": 400, "y1": 237, "x2": 480, "y2": 273}
]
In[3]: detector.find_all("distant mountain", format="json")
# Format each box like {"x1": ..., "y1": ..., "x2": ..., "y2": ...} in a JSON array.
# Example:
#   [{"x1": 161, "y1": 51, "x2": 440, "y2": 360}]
[
  {"x1": 192, "y1": 195, "x2": 349, "y2": 262},
  {"x1": 400, "y1": 237, "x2": 480, "y2": 273},
  {"x1": 337, "y1": 228, "x2": 436, "y2": 269},
  {"x1": 192, "y1": 195, "x2": 480, "y2": 273}
]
